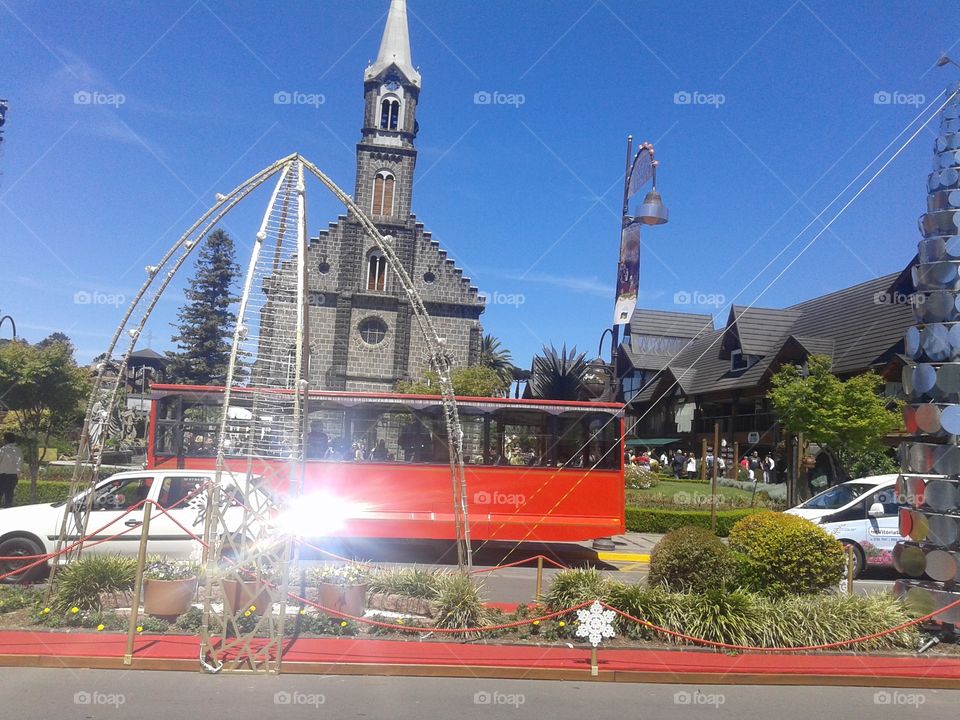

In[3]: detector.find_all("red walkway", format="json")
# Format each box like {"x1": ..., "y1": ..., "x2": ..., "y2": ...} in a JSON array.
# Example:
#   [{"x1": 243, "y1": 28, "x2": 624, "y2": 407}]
[{"x1": 2, "y1": 630, "x2": 959, "y2": 685}]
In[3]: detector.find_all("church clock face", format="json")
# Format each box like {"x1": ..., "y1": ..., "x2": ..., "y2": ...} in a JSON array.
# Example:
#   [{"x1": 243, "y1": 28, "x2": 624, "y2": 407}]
[{"x1": 384, "y1": 77, "x2": 401, "y2": 91}]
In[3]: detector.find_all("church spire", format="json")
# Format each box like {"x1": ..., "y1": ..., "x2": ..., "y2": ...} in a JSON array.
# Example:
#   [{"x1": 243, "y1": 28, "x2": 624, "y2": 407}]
[{"x1": 364, "y1": 0, "x2": 421, "y2": 88}]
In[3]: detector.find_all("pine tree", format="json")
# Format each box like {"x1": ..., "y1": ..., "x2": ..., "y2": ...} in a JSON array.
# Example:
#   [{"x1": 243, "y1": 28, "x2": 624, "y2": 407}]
[{"x1": 167, "y1": 229, "x2": 240, "y2": 385}]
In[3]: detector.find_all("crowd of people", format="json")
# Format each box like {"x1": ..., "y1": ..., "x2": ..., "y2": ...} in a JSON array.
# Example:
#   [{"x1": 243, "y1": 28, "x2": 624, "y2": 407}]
[{"x1": 625, "y1": 446, "x2": 780, "y2": 482}]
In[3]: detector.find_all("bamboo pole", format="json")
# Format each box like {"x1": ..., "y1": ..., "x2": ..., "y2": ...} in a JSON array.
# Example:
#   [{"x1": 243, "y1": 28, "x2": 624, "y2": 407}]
[{"x1": 124, "y1": 502, "x2": 152, "y2": 665}]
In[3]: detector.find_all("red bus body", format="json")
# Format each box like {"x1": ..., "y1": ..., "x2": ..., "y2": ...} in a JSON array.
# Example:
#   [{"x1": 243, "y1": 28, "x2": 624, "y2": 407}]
[{"x1": 147, "y1": 384, "x2": 625, "y2": 543}]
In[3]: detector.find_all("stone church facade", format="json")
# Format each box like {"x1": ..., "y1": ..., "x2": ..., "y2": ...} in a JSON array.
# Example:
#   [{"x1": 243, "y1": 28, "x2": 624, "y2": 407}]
[{"x1": 259, "y1": 0, "x2": 484, "y2": 392}]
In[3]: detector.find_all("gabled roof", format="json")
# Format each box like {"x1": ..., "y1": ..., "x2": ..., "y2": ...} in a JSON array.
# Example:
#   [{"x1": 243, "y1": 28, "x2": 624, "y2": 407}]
[
  {"x1": 629, "y1": 308, "x2": 713, "y2": 338},
  {"x1": 722, "y1": 305, "x2": 802, "y2": 358}
]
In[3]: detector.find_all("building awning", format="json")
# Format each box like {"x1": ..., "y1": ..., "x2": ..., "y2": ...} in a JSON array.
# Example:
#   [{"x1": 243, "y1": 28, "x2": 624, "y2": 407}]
[{"x1": 626, "y1": 438, "x2": 680, "y2": 448}]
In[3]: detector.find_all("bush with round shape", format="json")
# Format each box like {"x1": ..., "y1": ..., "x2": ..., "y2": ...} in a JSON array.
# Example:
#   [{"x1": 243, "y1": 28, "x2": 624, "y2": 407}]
[
  {"x1": 648, "y1": 526, "x2": 736, "y2": 593},
  {"x1": 728, "y1": 511, "x2": 844, "y2": 596},
  {"x1": 431, "y1": 572, "x2": 491, "y2": 639}
]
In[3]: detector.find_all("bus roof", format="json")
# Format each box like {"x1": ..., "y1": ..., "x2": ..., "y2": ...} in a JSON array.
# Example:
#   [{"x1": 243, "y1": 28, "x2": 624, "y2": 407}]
[{"x1": 150, "y1": 383, "x2": 624, "y2": 415}]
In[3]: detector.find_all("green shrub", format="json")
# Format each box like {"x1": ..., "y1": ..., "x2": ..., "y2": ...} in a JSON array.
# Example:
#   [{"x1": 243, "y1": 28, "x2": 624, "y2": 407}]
[
  {"x1": 174, "y1": 606, "x2": 204, "y2": 633},
  {"x1": 681, "y1": 589, "x2": 764, "y2": 646},
  {"x1": 368, "y1": 566, "x2": 442, "y2": 598},
  {"x1": 0, "y1": 585, "x2": 41, "y2": 613},
  {"x1": 543, "y1": 568, "x2": 614, "y2": 613},
  {"x1": 13, "y1": 481, "x2": 73, "y2": 506},
  {"x1": 431, "y1": 573, "x2": 491, "y2": 638},
  {"x1": 648, "y1": 526, "x2": 736, "y2": 593},
  {"x1": 625, "y1": 507, "x2": 761, "y2": 536},
  {"x1": 52, "y1": 555, "x2": 137, "y2": 612},
  {"x1": 728, "y1": 511, "x2": 844, "y2": 596},
  {"x1": 606, "y1": 583, "x2": 681, "y2": 638}
]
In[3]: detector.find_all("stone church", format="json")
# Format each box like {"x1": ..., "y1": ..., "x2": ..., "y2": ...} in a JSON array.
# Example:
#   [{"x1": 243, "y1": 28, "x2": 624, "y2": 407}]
[{"x1": 260, "y1": 0, "x2": 485, "y2": 392}]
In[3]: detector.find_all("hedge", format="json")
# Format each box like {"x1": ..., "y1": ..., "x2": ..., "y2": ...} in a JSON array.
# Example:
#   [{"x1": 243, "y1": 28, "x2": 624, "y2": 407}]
[
  {"x1": 12, "y1": 481, "x2": 74, "y2": 506},
  {"x1": 625, "y1": 506, "x2": 762, "y2": 537}
]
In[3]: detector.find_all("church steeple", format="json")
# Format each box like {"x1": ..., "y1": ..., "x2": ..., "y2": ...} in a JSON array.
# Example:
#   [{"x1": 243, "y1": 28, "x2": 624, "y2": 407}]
[
  {"x1": 355, "y1": 0, "x2": 420, "y2": 221},
  {"x1": 364, "y1": 0, "x2": 421, "y2": 88}
]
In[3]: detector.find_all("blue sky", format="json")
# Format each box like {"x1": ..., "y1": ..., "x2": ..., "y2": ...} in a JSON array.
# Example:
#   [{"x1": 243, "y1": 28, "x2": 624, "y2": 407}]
[{"x1": 0, "y1": 0, "x2": 957, "y2": 367}]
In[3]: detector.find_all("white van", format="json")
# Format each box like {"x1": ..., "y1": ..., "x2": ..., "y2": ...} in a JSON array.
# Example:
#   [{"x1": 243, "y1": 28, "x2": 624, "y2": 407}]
[{"x1": 785, "y1": 474, "x2": 901, "y2": 578}]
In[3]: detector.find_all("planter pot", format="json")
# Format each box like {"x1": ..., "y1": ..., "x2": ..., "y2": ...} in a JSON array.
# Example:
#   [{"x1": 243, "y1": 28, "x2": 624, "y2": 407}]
[
  {"x1": 318, "y1": 582, "x2": 368, "y2": 618},
  {"x1": 143, "y1": 576, "x2": 199, "y2": 620},
  {"x1": 222, "y1": 578, "x2": 273, "y2": 616}
]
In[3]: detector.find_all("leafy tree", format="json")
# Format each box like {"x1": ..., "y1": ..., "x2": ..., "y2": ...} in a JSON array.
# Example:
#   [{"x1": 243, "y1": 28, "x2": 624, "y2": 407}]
[
  {"x1": 167, "y1": 228, "x2": 240, "y2": 385},
  {"x1": 396, "y1": 366, "x2": 507, "y2": 397},
  {"x1": 478, "y1": 334, "x2": 516, "y2": 392},
  {"x1": 530, "y1": 344, "x2": 587, "y2": 400},
  {"x1": 0, "y1": 336, "x2": 89, "y2": 501},
  {"x1": 768, "y1": 354, "x2": 902, "y2": 483}
]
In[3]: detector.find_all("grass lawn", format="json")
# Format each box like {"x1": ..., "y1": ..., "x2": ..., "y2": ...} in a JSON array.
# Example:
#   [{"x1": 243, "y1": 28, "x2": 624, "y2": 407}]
[{"x1": 627, "y1": 479, "x2": 777, "y2": 509}]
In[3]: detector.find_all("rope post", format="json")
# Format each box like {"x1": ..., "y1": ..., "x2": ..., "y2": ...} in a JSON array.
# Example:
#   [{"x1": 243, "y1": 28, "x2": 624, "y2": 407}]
[
  {"x1": 535, "y1": 556, "x2": 544, "y2": 603},
  {"x1": 590, "y1": 646, "x2": 599, "y2": 677},
  {"x1": 123, "y1": 502, "x2": 152, "y2": 665},
  {"x1": 846, "y1": 544, "x2": 854, "y2": 595}
]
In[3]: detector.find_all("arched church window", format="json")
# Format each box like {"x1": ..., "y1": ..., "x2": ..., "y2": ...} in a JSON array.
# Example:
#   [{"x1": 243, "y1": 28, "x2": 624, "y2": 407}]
[
  {"x1": 371, "y1": 171, "x2": 395, "y2": 216},
  {"x1": 366, "y1": 250, "x2": 387, "y2": 292},
  {"x1": 380, "y1": 97, "x2": 400, "y2": 130}
]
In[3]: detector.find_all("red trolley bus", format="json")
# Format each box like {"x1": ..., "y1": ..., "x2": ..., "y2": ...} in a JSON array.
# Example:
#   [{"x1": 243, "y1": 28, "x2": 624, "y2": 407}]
[{"x1": 147, "y1": 384, "x2": 625, "y2": 543}]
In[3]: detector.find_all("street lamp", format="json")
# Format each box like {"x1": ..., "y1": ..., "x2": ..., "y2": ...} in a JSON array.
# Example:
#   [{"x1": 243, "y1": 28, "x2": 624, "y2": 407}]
[{"x1": 605, "y1": 135, "x2": 669, "y2": 374}]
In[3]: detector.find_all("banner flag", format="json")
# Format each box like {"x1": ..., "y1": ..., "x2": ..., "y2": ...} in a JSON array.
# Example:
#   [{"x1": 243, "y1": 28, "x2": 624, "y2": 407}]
[
  {"x1": 613, "y1": 221, "x2": 641, "y2": 325},
  {"x1": 626, "y1": 146, "x2": 654, "y2": 201}
]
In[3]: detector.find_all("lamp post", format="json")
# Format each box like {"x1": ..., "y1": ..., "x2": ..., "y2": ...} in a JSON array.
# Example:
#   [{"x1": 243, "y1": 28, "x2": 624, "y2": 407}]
[{"x1": 599, "y1": 136, "x2": 669, "y2": 398}]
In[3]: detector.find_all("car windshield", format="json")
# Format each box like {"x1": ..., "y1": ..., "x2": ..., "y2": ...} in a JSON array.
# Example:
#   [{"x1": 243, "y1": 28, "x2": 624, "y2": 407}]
[{"x1": 800, "y1": 482, "x2": 876, "y2": 510}]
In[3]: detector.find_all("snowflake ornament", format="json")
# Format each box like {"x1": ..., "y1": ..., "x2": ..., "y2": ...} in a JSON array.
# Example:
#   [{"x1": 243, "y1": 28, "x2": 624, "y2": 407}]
[{"x1": 575, "y1": 601, "x2": 616, "y2": 647}]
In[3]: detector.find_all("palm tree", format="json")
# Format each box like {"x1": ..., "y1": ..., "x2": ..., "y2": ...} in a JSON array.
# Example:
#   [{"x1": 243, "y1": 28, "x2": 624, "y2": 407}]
[
  {"x1": 530, "y1": 344, "x2": 587, "y2": 400},
  {"x1": 479, "y1": 334, "x2": 516, "y2": 390}
]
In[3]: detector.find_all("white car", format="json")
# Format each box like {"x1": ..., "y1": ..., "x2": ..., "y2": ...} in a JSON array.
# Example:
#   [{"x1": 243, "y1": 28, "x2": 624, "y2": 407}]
[
  {"x1": 0, "y1": 469, "x2": 270, "y2": 582},
  {"x1": 785, "y1": 474, "x2": 902, "y2": 578}
]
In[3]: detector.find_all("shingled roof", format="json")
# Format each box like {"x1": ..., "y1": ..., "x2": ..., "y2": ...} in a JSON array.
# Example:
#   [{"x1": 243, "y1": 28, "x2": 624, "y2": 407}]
[
  {"x1": 629, "y1": 309, "x2": 714, "y2": 338},
  {"x1": 623, "y1": 269, "x2": 913, "y2": 402}
]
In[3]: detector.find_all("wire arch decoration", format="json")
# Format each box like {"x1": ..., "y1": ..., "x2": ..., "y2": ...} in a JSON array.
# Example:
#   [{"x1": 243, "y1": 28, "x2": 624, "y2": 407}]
[{"x1": 45, "y1": 154, "x2": 472, "y2": 673}]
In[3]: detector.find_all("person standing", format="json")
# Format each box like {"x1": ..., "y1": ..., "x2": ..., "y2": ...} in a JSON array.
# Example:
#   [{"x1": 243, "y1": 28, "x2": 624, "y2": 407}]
[
  {"x1": 671, "y1": 450, "x2": 684, "y2": 479},
  {"x1": 0, "y1": 433, "x2": 22, "y2": 508},
  {"x1": 763, "y1": 453, "x2": 776, "y2": 484},
  {"x1": 685, "y1": 453, "x2": 697, "y2": 479}
]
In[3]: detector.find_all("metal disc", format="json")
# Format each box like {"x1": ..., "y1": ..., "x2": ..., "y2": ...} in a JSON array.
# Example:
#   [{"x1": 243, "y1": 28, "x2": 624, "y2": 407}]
[
  {"x1": 904, "y1": 586, "x2": 936, "y2": 616},
  {"x1": 903, "y1": 405, "x2": 919, "y2": 434},
  {"x1": 928, "y1": 513, "x2": 960, "y2": 546},
  {"x1": 927, "y1": 292, "x2": 954, "y2": 321},
  {"x1": 898, "y1": 544, "x2": 927, "y2": 576},
  {"x1": 915, "y1": 403, "x2": 943, "y2": 433},
  {"x1": 905, "y1": 326, "x2": 921, "y2": 357},
  {"x1": 924, "y1": 479, "x2": 960, "y2": 512},
  {"x1": 914, "y1": 364, "x2": 937, "y2": 393},
  {"x1": 903, "y1": 365, "x2": 915, "y2": 395},
  {"x1": 909, "y1": 476, "x2": 927, "y2": 507},
  {"x1": 941, "y1": 363, "x2": 960, "y2": 394},
  {"x1": 924, "y1": 325, "x2": 951, "y2": 360},
  {"x1": 940, "y1": 404, "x2": 960, "y2": 434},
  {"x1": 925, "y1": 550, "x2": 958, "y2": 582},
  {"x1": 899, "y1": 506, "x2": 913, "y2": 537},
  {"x1": 936, "y1": 444, "x2": 960, "y2": 475},
  {"x1": 910, "y1": 510, "x2": 929, "y2": 542},
  {"x1": 950, "y1": 191, "x2": 960, "y2": 210}
]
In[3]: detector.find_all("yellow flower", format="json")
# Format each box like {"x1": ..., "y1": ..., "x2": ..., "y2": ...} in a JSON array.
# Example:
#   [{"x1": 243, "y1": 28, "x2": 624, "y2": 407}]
[
  {"x1": 532, "y1": 620, "x2": 540, "y2": 626},
  {"x1": 244, "y1": 610, "x2": 251, "y2": 617},
  {"x1": 397, "y1": 619, "x2": 404, "y2": 624},
  {"x1": 558, "y1": 621, "x2": 566, "y2": 627},
  {"x1": 299, "y1": 609, "x2": 306, "y2": 615},
  {"x1": 340, "y1": 621, "x2": 348, "y2": 627},
  {"x1": 136, "y1": 626, "x2": 144, "y2": 633},
  {"x1": 248, "y1": 605, "x2": 256, "y2": 612},
  {"x1": 70, "y1": 607, "x2": 79, "y2": 614},
  {"x1": 41, "y1": 607, "x2": 50, "y2": 615},
  {"x1": 96, "y1": 624, "x2": 105, "y2": 632}
]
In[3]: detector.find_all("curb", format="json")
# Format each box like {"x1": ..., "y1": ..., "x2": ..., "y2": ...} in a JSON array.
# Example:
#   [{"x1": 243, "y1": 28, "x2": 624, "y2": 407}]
[{"x1": 596, "y1": 552, "x2": 650, "y2": 563}]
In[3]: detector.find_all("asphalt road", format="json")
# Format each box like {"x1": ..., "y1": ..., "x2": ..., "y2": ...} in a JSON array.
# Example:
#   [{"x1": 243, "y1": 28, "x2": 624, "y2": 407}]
[{"x1": 1, "y1": 668, "x2": 956, "y2": 720}]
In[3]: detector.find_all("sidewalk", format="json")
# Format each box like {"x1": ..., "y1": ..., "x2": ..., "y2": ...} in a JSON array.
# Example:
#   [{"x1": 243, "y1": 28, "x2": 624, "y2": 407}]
[
  {"x1": 1, "y1": 630, "x2": 958, "y2": 687},
  {"x1": 586, "y1": 532, "x2": 663, "y2": 564}
]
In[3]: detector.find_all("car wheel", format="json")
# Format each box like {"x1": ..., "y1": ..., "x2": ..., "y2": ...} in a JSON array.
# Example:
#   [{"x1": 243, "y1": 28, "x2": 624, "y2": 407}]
[
  {"x1": 0, "y1": 536, "x2": 47, "y2": 584},
  {"x1": 841, "y1": 541, "x2": 865, "y2": 580}
]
